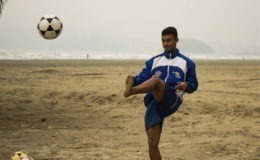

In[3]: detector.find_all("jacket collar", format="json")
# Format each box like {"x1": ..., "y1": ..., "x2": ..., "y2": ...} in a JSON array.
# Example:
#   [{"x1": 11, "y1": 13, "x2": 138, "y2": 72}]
[{"x1": 164, "y1": 48, "x2": 179, "y2": 59}]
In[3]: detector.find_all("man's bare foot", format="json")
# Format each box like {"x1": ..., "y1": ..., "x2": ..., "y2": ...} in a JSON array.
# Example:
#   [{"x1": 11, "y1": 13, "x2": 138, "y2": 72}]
[{"x1": 123, "y1": 75, "x2": 134, "y2": 97}]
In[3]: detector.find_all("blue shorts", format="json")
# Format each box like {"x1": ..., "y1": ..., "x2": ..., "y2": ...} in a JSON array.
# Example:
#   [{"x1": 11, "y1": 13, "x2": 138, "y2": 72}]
[{"x1": 144, "y1": 85, "x2": 182, "y2": 130}]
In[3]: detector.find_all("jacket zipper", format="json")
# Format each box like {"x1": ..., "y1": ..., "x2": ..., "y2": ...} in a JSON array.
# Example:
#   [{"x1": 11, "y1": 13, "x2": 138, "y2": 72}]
[{"x1": 164, "y1": 52, "x2": 171, "y2": 82}]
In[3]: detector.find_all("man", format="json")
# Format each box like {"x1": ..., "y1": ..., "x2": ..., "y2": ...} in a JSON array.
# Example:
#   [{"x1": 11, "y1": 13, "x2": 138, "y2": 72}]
[{"x1": 123, "y1": 26, "x2": 198, "y2": 160}]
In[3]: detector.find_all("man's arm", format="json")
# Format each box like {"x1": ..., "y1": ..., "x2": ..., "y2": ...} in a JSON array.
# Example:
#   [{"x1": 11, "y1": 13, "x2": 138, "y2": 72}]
[
  {"x1": 133, "y1": 60, "x2": 153, "y2": 86},
  {"x1": 184, "y1": 61, "x2": 198, "y2": 93}
]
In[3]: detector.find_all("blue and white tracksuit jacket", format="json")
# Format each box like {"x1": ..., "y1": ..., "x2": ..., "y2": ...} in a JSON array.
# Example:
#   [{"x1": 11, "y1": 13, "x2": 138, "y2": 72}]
[{"x1": 133, "y1": 49, "x2": 198, "y2": 104}]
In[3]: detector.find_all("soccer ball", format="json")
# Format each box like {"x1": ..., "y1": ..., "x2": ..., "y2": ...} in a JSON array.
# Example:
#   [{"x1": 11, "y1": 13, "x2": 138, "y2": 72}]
[
  {"x1": 37, "y1": 15, "x2": 63, "y2": 40},
  {"x1": 10, "y1": 151, "x2": 34, "y2": 160}
]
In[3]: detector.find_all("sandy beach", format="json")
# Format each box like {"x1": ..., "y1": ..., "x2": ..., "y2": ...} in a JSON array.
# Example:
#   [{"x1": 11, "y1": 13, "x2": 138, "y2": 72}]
[{"x1": 0, "y1": 60, "x2": 259, "y2": 160}]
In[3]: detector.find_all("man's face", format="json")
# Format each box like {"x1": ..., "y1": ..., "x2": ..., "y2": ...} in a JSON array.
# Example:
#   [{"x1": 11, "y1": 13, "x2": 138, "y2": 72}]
[{"x1": 162, "y1": 34, "x2": 178, "y2": 52}]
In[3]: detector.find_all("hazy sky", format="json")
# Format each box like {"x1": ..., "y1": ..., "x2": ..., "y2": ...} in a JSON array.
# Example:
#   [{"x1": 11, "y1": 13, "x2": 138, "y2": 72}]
[{"x1": 0, "y1": 0, "x2": 259, "y2": 57}]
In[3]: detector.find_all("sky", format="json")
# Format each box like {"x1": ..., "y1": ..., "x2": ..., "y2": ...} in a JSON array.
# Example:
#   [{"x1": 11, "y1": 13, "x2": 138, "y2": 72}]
[{"x1": 0, "y1": 0, "x2": 259, "y2": 59}]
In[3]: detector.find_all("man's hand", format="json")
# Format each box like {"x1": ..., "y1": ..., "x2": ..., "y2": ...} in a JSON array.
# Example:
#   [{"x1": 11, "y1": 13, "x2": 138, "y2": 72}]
[{"x1": 175, "y1": 82, "x2": 187, "y2": 91}]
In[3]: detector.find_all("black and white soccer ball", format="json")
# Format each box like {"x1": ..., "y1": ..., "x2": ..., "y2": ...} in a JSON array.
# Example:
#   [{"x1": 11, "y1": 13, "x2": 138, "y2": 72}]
[{"x1": 37, "y1": 15, "x2": 63, "y2": 40}]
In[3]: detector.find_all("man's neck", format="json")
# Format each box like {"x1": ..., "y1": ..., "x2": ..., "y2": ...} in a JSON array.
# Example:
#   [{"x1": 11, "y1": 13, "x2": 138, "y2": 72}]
[{"x1": 165, "y1": 48, "x2": 177, "y2": 54}]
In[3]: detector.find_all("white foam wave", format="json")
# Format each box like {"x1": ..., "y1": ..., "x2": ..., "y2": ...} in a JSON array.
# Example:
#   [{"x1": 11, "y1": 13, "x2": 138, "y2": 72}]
[{"x1": 0, "y1": 50, "x2": 259, "y2": 60}]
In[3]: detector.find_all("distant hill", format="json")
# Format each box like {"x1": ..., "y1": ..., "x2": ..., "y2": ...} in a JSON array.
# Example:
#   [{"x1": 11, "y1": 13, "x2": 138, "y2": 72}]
[{"x1": 178, "y1": 38, "x2": 214, "y2": 54}]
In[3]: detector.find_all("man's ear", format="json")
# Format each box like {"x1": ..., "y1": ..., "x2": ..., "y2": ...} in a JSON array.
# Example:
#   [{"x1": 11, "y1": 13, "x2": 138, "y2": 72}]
[{"x1": 176, "y1": 38, "x2": 179, "y2": 43}]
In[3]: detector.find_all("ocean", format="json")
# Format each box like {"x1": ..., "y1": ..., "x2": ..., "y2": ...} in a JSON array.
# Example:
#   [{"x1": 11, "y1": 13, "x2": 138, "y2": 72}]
[{"x1": 0, "y1": 50, "x2": 259, "y2": 60}]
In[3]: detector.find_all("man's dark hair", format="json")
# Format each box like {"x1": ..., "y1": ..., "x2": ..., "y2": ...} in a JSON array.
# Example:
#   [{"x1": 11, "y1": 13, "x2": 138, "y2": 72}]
[{"x1": 161, "y1": 26, "x2": 178, "y2": 38}]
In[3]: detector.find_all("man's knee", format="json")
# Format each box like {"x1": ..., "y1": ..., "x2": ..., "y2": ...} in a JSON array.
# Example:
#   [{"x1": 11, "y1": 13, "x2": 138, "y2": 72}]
[
  {"x1": 150, "y1": 77, "x2": 165, "y2": 102},
  {"x1": 148, "y1": 135, "x2": 159, "y2": 148},
  {"x1": 151, "y1": 76, "x2": 161, "y2": 83}
]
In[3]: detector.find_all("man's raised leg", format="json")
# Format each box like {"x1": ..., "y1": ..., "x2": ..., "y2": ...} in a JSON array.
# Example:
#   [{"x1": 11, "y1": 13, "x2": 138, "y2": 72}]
[{"x1": 124, "y1": 75, "x2": 165, "y2": 102}]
